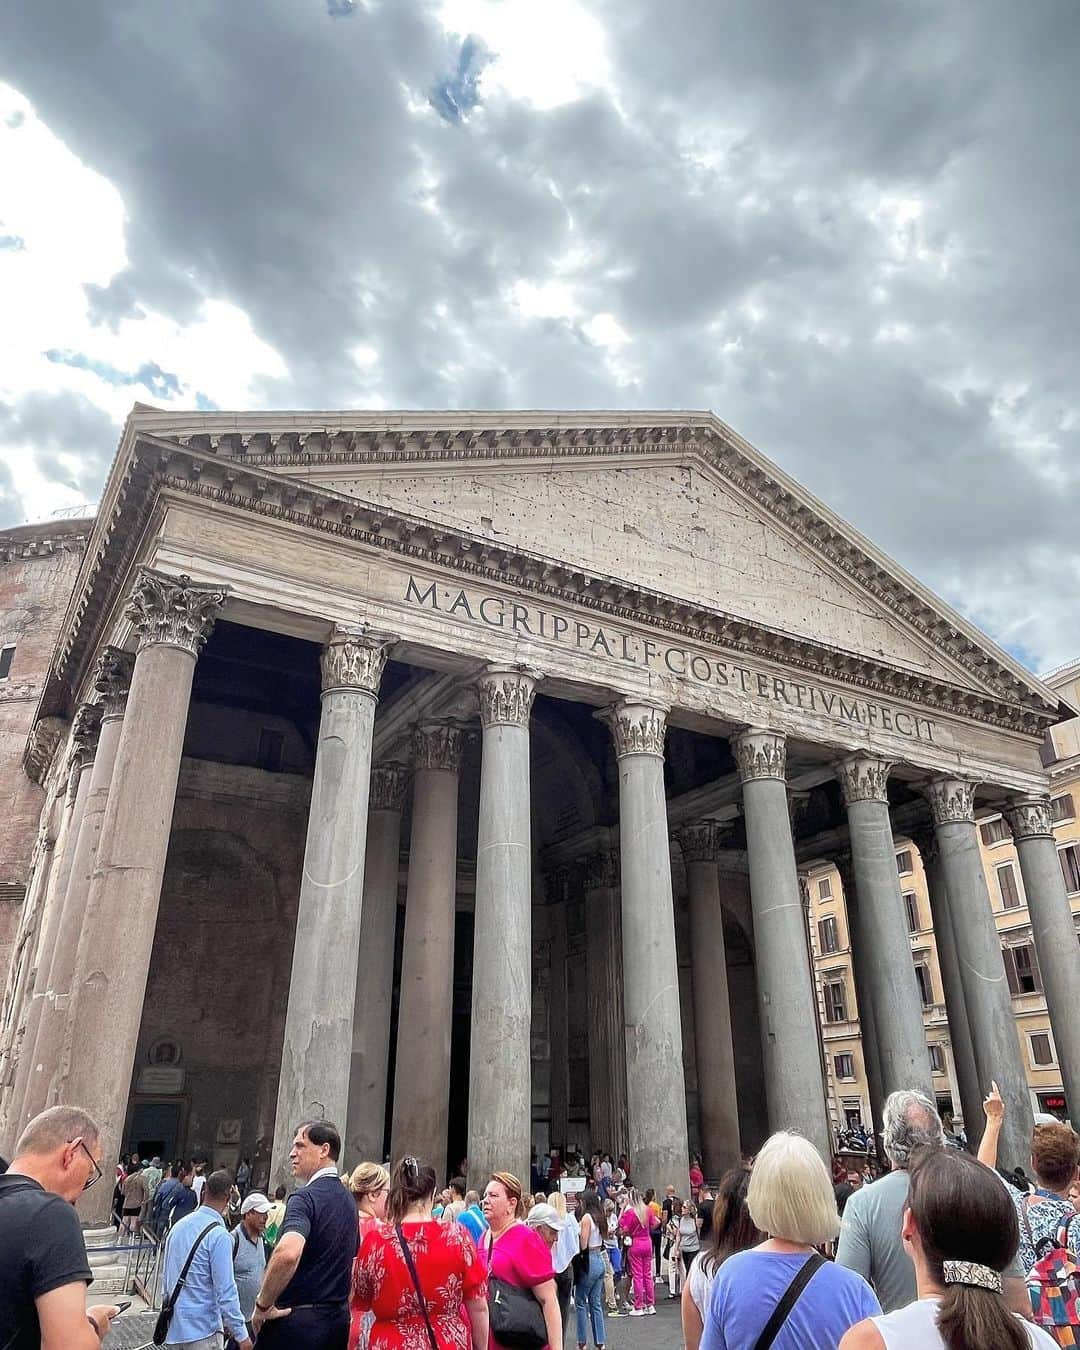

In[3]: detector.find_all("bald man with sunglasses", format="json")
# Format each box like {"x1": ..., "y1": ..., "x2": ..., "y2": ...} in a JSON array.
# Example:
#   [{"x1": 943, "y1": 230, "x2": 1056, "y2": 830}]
[{"x1": 0, "y1": 1105, "x2": 119, "y2": 1349}]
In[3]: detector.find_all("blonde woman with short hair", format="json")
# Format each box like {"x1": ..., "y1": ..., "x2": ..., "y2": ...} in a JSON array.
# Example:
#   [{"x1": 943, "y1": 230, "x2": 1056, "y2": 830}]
[
  {"x1": 348, "y1": 1161, "x2": 389, "y2": 1350},
  {"x1": 699, "y1": 1133, "x2": 881, "y2": 1349}
]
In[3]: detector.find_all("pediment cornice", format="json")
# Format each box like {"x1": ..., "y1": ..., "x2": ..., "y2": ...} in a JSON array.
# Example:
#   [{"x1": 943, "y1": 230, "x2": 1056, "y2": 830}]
[{"x1": 37, "y1": 411, "x2": 1063, "y2": 739}]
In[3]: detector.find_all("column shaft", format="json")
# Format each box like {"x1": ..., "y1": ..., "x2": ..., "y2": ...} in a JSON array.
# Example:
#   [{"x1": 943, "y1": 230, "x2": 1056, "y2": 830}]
[
  {"x1": 7, "y1": 753, "x2": 92, "y2": 1142},
  {"x1": 837, "y1": 864, "x2": 886, "y2": 1143},
  {"x1": 548, "y1": 895, "x2": 569, "y2": 1150},
  {"x1": 1005, "y1": 798, "x2": 1080, "y2": 1122},
  {"x1": 840, "y1": 757, "x2": 933, "y2": 1098},
  {"x1": 345, "y1": 762, "x2": 408, "y2": 1164},
  {"x1": 606, "y1": 701, "x2": 689, "y2": 1195},
  {"x1": 735, "y1": 729, "x2": 831, "y2": 1158},
  {"x1": 26, "y1": 651, "x2": 132, "y2": 1126},
  {"x1": 271, "y1": 631, "x2": 390, "y2": 1187},
  {"x1": 66, "y1": 573, "x2": 225, "y2": 1222},
  {"x1": 929, "y1": 779, "x2": 1032, "y2": 1167},
  {"x1": 915, "y1": 831, "x2": 983, "y2": 1139},
  {"x1": 688, "y1": 857, "x2": 740, "y2": 1175},
  {"x1": 584, "y1": 852, "x2": 628, "y2": 1160},
  {"x1": 391, "y1": 723, "x2": 464, "y2": 1180},
  {"x1": 468, "y1": 667, "x2": 538, "y2": 1190}
]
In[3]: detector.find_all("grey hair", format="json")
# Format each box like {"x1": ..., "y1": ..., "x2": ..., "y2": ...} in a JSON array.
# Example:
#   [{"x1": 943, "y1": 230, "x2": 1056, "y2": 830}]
[
  {"x1": 15, "y1": 1104, "x2": 101, "y2": 1157},
  {"x1": 882, "y1": 1088, "x2": 945, "y2": 1167}
]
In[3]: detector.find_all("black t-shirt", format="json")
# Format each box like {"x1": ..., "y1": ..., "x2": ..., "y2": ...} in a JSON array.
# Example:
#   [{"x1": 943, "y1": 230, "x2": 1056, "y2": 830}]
[
  {"x1": 0, "y1": 1174, "x2": 93, "y2": 1349},
  {"x1": 278, "y1": 1174, "x2": 358, "y2": 1307},
  {"x1": 697, "y1": 1199, "x2": 713, "y2": 1242}
]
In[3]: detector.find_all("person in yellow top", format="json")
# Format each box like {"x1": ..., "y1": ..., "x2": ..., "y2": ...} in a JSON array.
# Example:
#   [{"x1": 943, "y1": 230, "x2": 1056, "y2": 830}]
[
  {"x1": 263, "y1": 1184, "x2": 288, "y2": 1247},
  {"x1": 645, "y1": 1188, "x2": 663, "y2": 1281}
]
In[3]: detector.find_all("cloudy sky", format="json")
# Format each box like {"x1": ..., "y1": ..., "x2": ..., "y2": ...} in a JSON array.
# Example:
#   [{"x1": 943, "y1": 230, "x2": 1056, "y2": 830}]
[{"x1": 1, "y1": 2, "x2": 1078, "y2": 674}]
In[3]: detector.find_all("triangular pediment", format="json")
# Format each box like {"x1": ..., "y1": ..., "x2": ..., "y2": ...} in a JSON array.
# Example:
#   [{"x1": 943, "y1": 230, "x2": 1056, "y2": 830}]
[{"x1": 91, "y1": 408, "x2": 1062, "y2": 730}]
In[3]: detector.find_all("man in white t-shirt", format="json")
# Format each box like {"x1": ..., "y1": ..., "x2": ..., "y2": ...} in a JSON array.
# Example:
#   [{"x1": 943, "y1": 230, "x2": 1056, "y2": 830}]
[{"x1": 191, "y1": 1161, "x2": 207, "y2": 1202}]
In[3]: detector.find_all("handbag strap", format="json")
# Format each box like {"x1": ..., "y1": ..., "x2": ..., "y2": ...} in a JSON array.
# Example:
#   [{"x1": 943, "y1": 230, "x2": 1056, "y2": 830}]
[
  {"x1": 752, "y1": 1252, "x2": 825, "y2": 1350},
  {"x1": 1020, "y1": 1195, "x2": 1037, "y2": 1252},
  {"x1": 396, "y1": 1223, "x2": 439, "y2": 1350},
  {"x1": 165, "y1": 1221, "x2": 219, "y2": 1310}
]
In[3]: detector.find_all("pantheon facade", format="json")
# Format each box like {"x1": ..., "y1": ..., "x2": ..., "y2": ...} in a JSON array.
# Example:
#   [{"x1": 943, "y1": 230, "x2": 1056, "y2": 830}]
[{"x1": 1, "y1": 407, "x2": 1078, "y2": 1219}]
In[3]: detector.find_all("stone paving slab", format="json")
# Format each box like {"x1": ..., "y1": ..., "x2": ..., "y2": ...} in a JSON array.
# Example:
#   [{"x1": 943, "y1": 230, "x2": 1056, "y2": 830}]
[{"x1": 100, "y1": 1293, "x2": 686, "y2": 1348}]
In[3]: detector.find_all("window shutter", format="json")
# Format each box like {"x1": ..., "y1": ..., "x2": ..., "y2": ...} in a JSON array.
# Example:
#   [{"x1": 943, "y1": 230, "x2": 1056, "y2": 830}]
[
  {"x1": 1002, "y1": 947, "x2": 1021, "y2": 996},
  {"x1": 1027, "y1": 942, "x2": 1044, "y2": 993}
]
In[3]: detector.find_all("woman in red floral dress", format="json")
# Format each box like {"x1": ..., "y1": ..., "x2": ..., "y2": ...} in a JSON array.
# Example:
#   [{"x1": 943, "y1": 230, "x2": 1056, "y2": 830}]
[
  {"x1": 354, "y1": 1156, "x2": 489, "y2": 1349},
  {"x1": 349, "y1": 1161, "x2": 391, "y2": 1350}
]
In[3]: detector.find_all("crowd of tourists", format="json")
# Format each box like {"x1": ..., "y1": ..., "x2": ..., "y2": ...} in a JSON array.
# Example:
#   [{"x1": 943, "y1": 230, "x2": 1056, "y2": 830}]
[{"x1": 2, "y1": 1086, "x2": 1080, "y2": 1349}]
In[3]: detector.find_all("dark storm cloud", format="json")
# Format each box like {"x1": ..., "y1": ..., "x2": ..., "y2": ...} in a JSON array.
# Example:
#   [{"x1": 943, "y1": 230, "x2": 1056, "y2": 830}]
[
  {"x1": 2, "y1": 0, "x2": 1079, "y2": 665},
  {"x1": 0, "y1": 390, "x2": 118, "y2": 506}
]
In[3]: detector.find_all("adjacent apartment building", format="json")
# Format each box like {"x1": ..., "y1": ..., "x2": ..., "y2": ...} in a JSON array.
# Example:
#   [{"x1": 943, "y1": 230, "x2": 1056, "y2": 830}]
[{"x1": 807, "y1": 660, "x2": 1080, "y2": 1136}]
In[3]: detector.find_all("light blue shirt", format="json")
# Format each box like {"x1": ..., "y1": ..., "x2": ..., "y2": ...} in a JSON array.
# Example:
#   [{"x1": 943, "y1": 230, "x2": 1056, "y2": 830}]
[{"x1": 162, "y1": 1206, "x2": 247, "y2": 1344}]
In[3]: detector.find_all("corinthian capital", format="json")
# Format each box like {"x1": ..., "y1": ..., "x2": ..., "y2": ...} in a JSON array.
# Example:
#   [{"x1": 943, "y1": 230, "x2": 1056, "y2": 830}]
[
  {"x1": 732, "y1": 728, "x2": 787, "y2": 782},
  {"x1": 320, "y1": 628, "x2": 393, "y2": 696},
  {"x1": 603, "y1": 700, "x2": 667, "y2": 759},
  {"x1": 126, "y1": 570, "x2": 227, "y2": 657},
  {"x1": 93, "y1": 646, "x2": 135, "y2": 720},
  {"x1": 370, "y1": 761, "x2": 410, "y2": 813},
  {"x1": 70, "y1": 703, "x2": 102, "y2": 772},
  {"x1": 1004, "y1": 794, "x2": 1054, "y2": 841},
  {"x1": 838, "y1": 754, "x2": 893, "y2": 806},
  {"x1": 413, "y1": 721, "x2": 467, "y2": 773},
  {"x1": 475, "y1": 664, "x2": 541, "y2": 728},
  {"x1": 673, "y1": 820, "x2": 730, "y2": 863},
  {"x1": 923, "y1": 776, "x2": 978, "y2": 826}
]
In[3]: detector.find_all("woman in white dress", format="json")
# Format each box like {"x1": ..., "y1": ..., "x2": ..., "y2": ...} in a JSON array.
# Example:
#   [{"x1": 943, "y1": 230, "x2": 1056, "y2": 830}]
[{"x1": 840, "y1": 1147, "x2": 1060, "y2": 1350}]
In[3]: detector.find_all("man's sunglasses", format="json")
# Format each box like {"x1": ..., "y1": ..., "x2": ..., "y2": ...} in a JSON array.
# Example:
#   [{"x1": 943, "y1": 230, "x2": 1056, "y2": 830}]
[{"x1": 70, "y1": 1137, "x2": 103, "y2": 1191}]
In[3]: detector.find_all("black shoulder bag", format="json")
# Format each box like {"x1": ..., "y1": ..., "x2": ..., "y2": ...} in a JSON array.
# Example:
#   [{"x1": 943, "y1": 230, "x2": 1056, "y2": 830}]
[
  {"x1": 751, "y1": 1252, "x2": 825, "y2": 1350},
  {"x1": 153, "y1": 1221, "x2": 219, "y2": 1347},
  {"x1": 395, "y1": 1224, "x2": 440, "y2": 1350},
  {"x1": 485, "y1": 1230, "x2": 548, "y2": 1350}
]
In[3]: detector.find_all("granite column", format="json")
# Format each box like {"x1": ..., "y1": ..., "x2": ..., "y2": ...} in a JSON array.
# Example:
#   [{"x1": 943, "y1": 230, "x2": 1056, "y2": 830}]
[
  {"x1": 926, "y1": 777, "x2": 1032, "y2": 1166},
  {"x1": 839, "y1": 755, "x2": 934, "y2": 1098},
  {"x1": 910, "y1": 822, "x2": 983, "y2": 1138},
  {"x1": 674, "y1": 820, "x2": 741, "y2": 1177},
  {"x1": 65, "y1": 572, "x2": 226, "y2": 1222},
  {"x1": 391, "y1": 721, "x2": 465, "y2": 1180},
  {"x1": 734, "y1": 728, "x2": 831, "y2": 1158},
  {"x1": 835, "y1": 852, "x2": 886, "y2": 1144},
  {"x1": 270, "y1": 628, "x2": 392, "y2": 1187},
  {"x1": 604, "y1": 699, "x2": 689, "y2": 1195},
  {"x1": 25, "y1": 650, "x2": 133, "y2": 1126},
  {"x1": 468, "y1": 666, "x2": 539, "y2": 1190},
  {"x1": 345, "y1": 761, "x2": 409, "y2": 1164},
  {"x1": 1004, "y1": 795, "x2": 1080, "y2": 1123},
  {"x1": 547, "y1": 881, "x2": 570, "y2": 1153},
  {"x1": 584, "y1": 849, "x2": 628, "y2": 1160}
]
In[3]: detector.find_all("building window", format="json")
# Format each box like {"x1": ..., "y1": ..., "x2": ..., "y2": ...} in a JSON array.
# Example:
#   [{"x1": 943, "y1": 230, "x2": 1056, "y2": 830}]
[
  {"x1": 1060, "y1": 845, "x2": 1080, "y2": 895},
  {"x1": 914, "y1": 962, "x2": 934, "y2": 1007},
  {"x1": 834, "y1": 1052, "x2": 855, "y2": 1080},
  {"x1": 1004, "y1": 943, "x2": 1042, "y2": 996},
  {"x1": 928, "y1": 1044, "x2": 945, "y2": 1074},
  {"x1": 818, "y1": 876, "x2": 833, "y2": 901},
  {"x1": 1030, "y1": 1032, "x2": 1056, "y2": 1067},
  {"x1": 842, "y1": 1099, "x2": 863, "y2": 1128},
  {"x1": 818, "y1": 915, "x2": 839, "y2": 954},
  {"x1": 979, "y1": 816, "x2": 1011, "y2": 847},
  {"x1": 1051, "y1": 794, "x2": 1074, "y2": 824},
  {"x1": 257, "y1": 728, "x2": 285, "y2": 773},
  {"x1": 903, "y1": 891, "x2": 920, "y2": 933},
  {"x1": 996, "y1": 862, "x2": 1022, "y2": 911},
  {"x1": 896, "y1": 850, "x2": 913, "y2": 875},
  {"x1": 823, "y1": 980, "x2": 848, "y2": 1023},
  {"x1": 0, "y1": 646, "x2": 13, "y2": 680}
]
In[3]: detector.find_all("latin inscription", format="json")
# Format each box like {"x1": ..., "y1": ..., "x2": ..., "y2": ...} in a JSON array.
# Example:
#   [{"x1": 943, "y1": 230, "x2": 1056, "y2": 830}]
[{"x1": 404, "y1": 576, "x2": 936, "y2": 742}]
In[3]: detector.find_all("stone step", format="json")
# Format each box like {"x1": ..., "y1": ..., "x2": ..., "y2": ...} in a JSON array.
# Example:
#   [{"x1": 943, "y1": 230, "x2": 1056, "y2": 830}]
[{"x1": 87, "y1": 1263, "x2": 131, "y2": 1294}]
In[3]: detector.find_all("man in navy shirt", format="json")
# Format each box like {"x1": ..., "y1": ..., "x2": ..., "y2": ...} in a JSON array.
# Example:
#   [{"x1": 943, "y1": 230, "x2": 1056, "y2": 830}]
[{"x1": 252, "y1": 1121, "x2": 357, "y2": 1349}]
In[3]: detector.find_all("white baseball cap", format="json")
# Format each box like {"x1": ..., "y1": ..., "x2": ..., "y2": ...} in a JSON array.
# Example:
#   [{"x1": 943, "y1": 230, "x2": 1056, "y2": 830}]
[
  {"x1": 241, "y1": 1191, "x2": 273, "y2": 1215},
  {"x1": 526, "y1": 1203, "x2": 566, "y2": 1230}
]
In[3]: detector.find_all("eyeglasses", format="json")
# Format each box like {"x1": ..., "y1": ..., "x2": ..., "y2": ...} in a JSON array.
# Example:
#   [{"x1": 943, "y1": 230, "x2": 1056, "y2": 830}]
[{"x1": 70, "y1": 1138, "x2": 103, "y2": 1191}]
